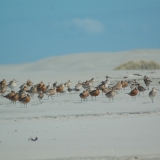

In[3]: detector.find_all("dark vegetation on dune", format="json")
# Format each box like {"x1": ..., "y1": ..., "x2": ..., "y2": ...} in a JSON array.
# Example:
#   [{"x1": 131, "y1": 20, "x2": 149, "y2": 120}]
[{"x1": 114, "y1": 60, "x2": 160, "y2": 70}]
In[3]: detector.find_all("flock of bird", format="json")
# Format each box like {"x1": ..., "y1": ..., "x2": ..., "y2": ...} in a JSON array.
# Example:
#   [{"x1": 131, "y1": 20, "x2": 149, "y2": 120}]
[{"x1": 0, "y1": 75, "x2": 159, "y2": 106}]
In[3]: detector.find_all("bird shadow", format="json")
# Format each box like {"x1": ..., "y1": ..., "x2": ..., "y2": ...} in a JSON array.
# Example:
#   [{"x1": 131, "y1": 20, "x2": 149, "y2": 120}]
[
  {"x1": 31, "y1": 103, "x2": 41, "y2": 106},
  {"x1": 141, "y1": 102, "x2": 151, "y2": 104},
  {"x1": 100, "y1": 101, "x2": 112, "y2": 103},
  {"x1": 5, "y1": 105, "x2": 14, "y2": 107},
  {"x1": 73, "y1": 101, "x2": 85, "y2": 104}
]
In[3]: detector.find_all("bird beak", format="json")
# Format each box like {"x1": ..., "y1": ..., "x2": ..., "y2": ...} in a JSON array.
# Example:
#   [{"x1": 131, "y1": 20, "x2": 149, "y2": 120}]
[{"x1": 156, "y1": 89, "x2": 160, "y2": 91}]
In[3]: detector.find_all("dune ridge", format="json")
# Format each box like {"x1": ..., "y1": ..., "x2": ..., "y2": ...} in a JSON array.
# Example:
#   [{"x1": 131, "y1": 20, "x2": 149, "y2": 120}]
[
  {"x1": 115, "y1": 60, "x2": 160, "y2": 70},
  {"x1": 0, "y1": 49, "x2": 160, "y2": 73}
]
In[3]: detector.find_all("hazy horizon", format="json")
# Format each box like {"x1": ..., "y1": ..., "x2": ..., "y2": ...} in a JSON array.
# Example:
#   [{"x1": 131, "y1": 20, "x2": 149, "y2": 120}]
[{"x1": 0, "y1": 0, "x2": 160, "y2": 64}]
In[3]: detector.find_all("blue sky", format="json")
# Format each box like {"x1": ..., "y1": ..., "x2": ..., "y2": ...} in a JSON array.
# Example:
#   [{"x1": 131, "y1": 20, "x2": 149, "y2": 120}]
[{"x1": 0, "y1": 0, "x2": 160, "y2": 64}]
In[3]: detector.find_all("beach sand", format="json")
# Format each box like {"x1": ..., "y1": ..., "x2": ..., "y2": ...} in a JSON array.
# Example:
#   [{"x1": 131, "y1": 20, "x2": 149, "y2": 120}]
[{"x1": 0, "y1": 49, "x2": 160, "y2": 160}]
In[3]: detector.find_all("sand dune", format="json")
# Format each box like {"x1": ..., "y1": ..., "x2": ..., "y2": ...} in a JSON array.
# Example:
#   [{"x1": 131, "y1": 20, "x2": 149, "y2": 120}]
[
  {"x1": 0, "y1": 49, "x2": 160, "y2": 160},
  {"x1": 1, "y1": 49, "x2": 160, "y2": 73}
]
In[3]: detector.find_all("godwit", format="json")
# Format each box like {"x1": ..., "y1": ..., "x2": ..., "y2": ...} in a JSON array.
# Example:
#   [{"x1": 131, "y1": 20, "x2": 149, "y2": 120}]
[
  {"x1": 116, "y1": 81, "x2": 122, "y2": 91},
  {"x1": 18, "y1": 91, "x2": 27, "y2": 102},
  {"x1": 38, "y1": 91, "x2": 44, "y2": 103},
  {"x1": 105, "y1": 89, "x2": 118, "y2": 102},
  {"x1": 129, "y1": 79, "x2": 138, "y2": 90},
  {"x1": 97, "y1": 83, "x2": 105, "y2": 95},
  {"x1": 7, "y1": 79, "x2": 18, "y2": 90},
  {"x1": 130, "y1": 83, "x2": 137, "y2": 90},
  {"x1": 3, "y1": 91, "x2": 15, "y2": 100},
  {"x1": 126, "y1": 87, "x2": 139, "y2": 100},
  {"x1": 88, "y1": 78, "x2": 95, "y2": 86},
  {"x1": 19, "y1": 85, "x2": 28, "y2": 94},
  {"x1": 144, "y1": 76, "x2": 152, "y2": 90},
  {"x1": 111, "y1": 81, "x2": 122, "y2": 91},
  {"x1": 89, "y1": 87, "x2": 100, "y2": 100},
  {"x1": 37, "y1": 83, "x2": 46, "y2": 93},
  {"x1": 74, "y1": 81, "x2": 83, "y2": 92},
  {"x1": 46, "y1": 82, "x2": 53, "y2": 91},
  {"x1": 26, "y1": 86, "x2": 37, "y2": 97},
  {"x1": 64, "y1": 80, "x2": 72, "y2": 89},
  {"x1": 37, "y1": 81, "x2": 44, "y2": 88},
  {"x1": 0, "y1": 79, "x2": 6, "y2": 87},
  {"x1": 137, "y1": 84, "x2": 146, "y2": 95},
  {"x1": 0, "y1": 85, "x2": 7, "y2": 97},
  {"x1": 105, "y1": 76, "x2": 111, "y2": 85},
  {"x1": 19, "y1": 94, "x2": 31, "y2": 106},
  {"x1": 99, "y1": 81, "x2": 109, "y2": 89},
  {"x1": 121, "y1": 81, "x2": 128, "y2": 90},
  {"x1": 56, "y1": 84, "x2": 65, "y2": 96},
  {"x1": 82, "y1": 82, "x2": 90, "y2": 90},
  {"x1": 103, "y1": 80, "x2": 109, "y2": 88},
  {"x1": 45, "y1": 87, "x2": 56, "y2": 99},
  {"x1": 102, "y1": 87, "x2": 112, "y2": 95},
  {"x1": 149, "y1": 87, "x2": 160, "y2": 103},
  {"x1": 19, "y1": 83, "x2": 26, "y2": 90},
  {"x1": 79, "y1": 90, "x2": 89, "y2": 102},
  {"x1": 26, "y1": 79, "x2": 33, "y2": 86},
  {"x1": 10, "y1": 93, "x2": 19, "y2": 105},
  {"x1": 68, "y1": 88, "x2": 72, "y2": 94},
  {"x1": 53, "y1": 81, "x2": 59, "y2": 88}
]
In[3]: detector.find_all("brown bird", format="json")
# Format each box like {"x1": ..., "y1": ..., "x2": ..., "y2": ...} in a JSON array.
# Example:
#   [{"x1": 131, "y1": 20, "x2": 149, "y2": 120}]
[
  {"x1": 10, "y1": 93, "x2": 19, "y2": 105},
  {"x1": 19, "y1": 85, "x2": 28, "y2": 94},
  {"x1": 26, "y1": 79, "x2": 33, "y2": 86},
  {"x1": 0, "y1": 85, "x2": 7, "y2": 97},
  {"x1": 116, "y1": 81, "x2": 122, "y2": 90},
  {"x1": 37, "y1": 83, "x2": 46, "y2": 93},
  {"x1": 26, "y1": 86, "x2": 37, "y2": 97},
  {"x1": 41, "y1": 84, "x2": 46, "y2": 93},
  {"x1": 3, "y1": 91, "x2": 15, "y2": 100},
  {"x1": 79, "y1": 90, "x2": 89, "y2": 102},
  {"x1": 101, "y1": 87, "x2": 111, "y2": 95},
  {"x1": 88, "y1": 78, "x2": 95, "y2": 85},
  {"x1": 82, "y1": 82, "x2": 90, "y2": 89},
  {"x1": 19, "y1": 94, "x2": 31, "y2": 106},
  {"x1": 105, "y1": 89, "x2": 118, "y2": 102},
  {"x1": 19, "y1": 83, "x2": 26, "y2": 89},
  {"x1": 98, "y1": 84, "x2": 105, "y2": 95},
  {"x1": 126, "y1": 87, "x2": 139, "y2": 100},
  {"x1": 0, "y1": 79, "x2": 6, "y2": 87},
  {"x1": 111, "y1": 81, "x2": 122, "y2": 91},
  {"x1": 137, "y1": 84, "x2": 146, "y2": 95},
  {"x1": 121, "y1": 81, "x2": 128, "y2": 90},
  {"x1": 45, "y1": 87, "x2": 56, "y2": 99},
  {"x1": 56, "y1": 84, "x2": 65, "y2": 96},
  {"x1": 38, "y1": 91, "x2": 44, "y2": 103},
  {"x1": 18, "y1": 92, "x2": 27, "y2": 101},
  {"x1": 35, "y1": 81, "x2": 44, "y2": 89},
  {"x1": 89, "y1": 87, "x2": 100, "y2": 100},
  {"x1": 144, "y1": 76, "x2": 152, "y2": 90}
]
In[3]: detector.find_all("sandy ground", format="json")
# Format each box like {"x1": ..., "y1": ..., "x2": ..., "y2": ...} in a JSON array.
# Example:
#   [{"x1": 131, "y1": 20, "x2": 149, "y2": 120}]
[{"x1": 0, "y1": 50, "x2": 160, "y2": 160}]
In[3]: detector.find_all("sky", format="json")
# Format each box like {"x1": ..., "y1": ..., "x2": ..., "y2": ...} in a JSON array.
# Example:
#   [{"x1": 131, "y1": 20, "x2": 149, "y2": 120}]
[{"x1": 0, "y1": 0, "x2": 160, "y2": 64}]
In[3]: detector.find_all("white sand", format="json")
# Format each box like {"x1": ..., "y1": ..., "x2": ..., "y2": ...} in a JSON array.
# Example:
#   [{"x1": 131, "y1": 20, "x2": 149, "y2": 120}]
[{"x1": 0, "y1": 49, "x2": 160, "y2": 160}]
